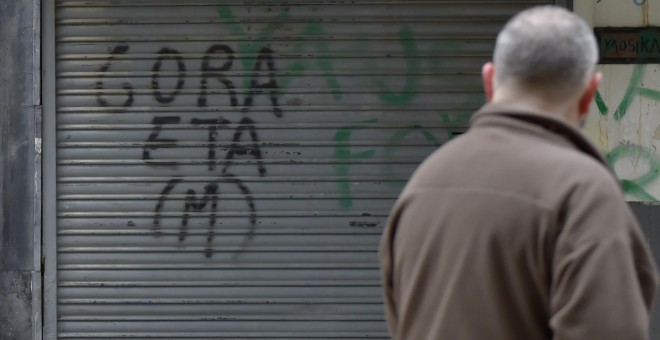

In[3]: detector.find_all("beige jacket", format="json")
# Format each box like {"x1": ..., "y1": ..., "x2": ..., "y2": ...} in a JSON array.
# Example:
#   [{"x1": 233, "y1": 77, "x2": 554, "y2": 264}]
[{"x1": 380, "y1": 103, "x2": 659, "y2": 340}]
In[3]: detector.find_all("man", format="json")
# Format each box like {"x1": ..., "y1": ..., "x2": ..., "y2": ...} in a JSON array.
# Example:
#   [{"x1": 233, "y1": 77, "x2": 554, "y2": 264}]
[{"x1": 379, "y1": 5, "x2": 659, "y2": 340}]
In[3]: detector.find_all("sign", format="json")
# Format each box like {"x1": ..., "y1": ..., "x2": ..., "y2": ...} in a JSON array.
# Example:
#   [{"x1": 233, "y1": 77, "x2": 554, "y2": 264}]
[{"x1": 595, "y1": 27, "x2": 660, "y2": 63}]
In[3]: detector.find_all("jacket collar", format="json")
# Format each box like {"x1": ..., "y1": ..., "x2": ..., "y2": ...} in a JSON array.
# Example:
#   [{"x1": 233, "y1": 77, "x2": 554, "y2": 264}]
[{"x1": 470, "y1": 102, "x2": 610, "y2": 169}]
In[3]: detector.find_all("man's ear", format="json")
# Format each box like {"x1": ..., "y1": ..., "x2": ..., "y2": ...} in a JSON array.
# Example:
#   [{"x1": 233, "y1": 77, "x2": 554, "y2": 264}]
[
  {"x1": 482, "y1": 62, "x2": 495, "y2": 103},
  {"x1": 578, "y1": 72, "x2": 602, "y2": 118}
]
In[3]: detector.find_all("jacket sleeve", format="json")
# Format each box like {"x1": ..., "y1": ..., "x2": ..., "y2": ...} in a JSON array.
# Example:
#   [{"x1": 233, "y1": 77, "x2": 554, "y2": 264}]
[
  {"x1": 379, "y1": 199, "x2": 407, "y2": 338},
  {"x1": 550, "y1": 179, "x2": 659, "y2": 340}
]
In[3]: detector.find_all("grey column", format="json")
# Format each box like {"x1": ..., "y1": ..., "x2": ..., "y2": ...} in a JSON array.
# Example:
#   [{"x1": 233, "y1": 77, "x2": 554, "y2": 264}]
[
  {"x1": 629, "y1": 203, "x2": 660, "y2": 339},
  {"x1": 0, "y1": 0, "x2": 41, "y2": 339}
]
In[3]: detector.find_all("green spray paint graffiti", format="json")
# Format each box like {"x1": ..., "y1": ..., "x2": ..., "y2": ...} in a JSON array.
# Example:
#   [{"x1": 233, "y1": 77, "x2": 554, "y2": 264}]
[
  {"x1": 595, "y1": 64, "x2": 660, "y2": 119},
  {"x1": 334, "y1": 119, "x2": 452, "y2": 209},
  {"x1": 334, "y1": 119, "x2": 378, "y2": 209},
  {"x1": 380, "y1": 124, "x2": 442, "y2": 190},
  {"x1": 606, "y1": 144, "x2": 660, "y2": 201},
  {"x1": 217, "y1": 5, "x2": 425, "y2": 104},
  {"x1": 595, "y1": 64, "x2": 660, "y2": 200},
  {"x1": 370, "y1": 26, "x2": 421, "y2": 106},
  {"x1": 216, "y1": 5, "x2": 479, "y2": 208},
  {"x1": 218, "y1": 5, "x2": 343, "y2": 100}
]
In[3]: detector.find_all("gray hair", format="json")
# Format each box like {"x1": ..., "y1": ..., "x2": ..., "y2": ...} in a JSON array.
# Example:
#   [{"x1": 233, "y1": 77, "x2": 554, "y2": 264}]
[{"x1": 493, "y1": 6, "x2": 598, "y2": 95}]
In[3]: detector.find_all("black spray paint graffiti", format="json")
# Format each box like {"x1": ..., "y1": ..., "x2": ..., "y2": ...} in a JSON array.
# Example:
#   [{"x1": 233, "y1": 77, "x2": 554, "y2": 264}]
[
  {"x1": 96, "y1": 45, "x2": 133, "y2": 108},
  {"x1": 143, "y1": 116, "x2": 265, "y2": 175},
  {"x1": 153, "y1": 175, "x2": 257, "y2": 258},
  {"x1": 95, "y1": 43, "x2": 285, "y2": 257},
  {"x1": 97, "y1": 44, "x2": 282, "y2": 117},
  {"x1": 143, "y1": 116, "x2": 268, "y2": 257},
  {"x1": 152, "y1": 47, "x2": 185, "y2": 104},
  {"x1": 189, "y1": 117, "x2": 231, "y2": 171},
  {"x1": 197, "y1": 45, "x2": 283, "y2": 117}
]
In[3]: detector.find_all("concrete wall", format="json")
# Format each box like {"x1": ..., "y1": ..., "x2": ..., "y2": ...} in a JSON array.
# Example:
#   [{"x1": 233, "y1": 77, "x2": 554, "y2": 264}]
[
  {"x1": 574, "y1": 0, "x2": 660, "y2": 337},
  {"x1": 578, "y1": 0, "x2": 660, "y2": 201},
  {"x1": 0, "y1": 0, "x2": 41, "y2": 339}
]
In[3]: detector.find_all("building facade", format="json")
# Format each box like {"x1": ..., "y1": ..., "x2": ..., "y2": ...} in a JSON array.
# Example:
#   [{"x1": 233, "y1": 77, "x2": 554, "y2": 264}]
[{"x1": 2, "y1": 0, "x2": 659, "y2": 339}]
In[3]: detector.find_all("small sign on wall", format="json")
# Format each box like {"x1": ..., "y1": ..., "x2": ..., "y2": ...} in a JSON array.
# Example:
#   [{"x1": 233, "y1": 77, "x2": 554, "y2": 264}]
[{"x1": 594, "y1": 27, "x2": 660, "y2": 63}]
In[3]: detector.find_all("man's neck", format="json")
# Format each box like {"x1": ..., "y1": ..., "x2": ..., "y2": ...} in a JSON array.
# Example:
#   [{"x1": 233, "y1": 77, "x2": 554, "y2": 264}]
[{"x1": 490, "y1": 93, "x2": 581, "y2": 128}]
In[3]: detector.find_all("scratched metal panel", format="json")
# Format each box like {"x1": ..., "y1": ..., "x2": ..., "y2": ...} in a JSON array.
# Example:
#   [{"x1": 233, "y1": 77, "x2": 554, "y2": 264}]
[{"x1": 54, "y1": 0, "x2": 552, "y2": 338}]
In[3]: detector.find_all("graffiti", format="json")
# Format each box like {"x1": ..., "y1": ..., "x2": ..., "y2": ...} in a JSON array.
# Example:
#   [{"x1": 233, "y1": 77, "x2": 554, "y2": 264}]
[
  {"x1": 93, "y1": 31, "x2": 287, "y2": 255},
  {"x1": 152, "y1": 47, "x2": 185, "y2": 104},
  {"x1": 91, "y1": 4, "x2": 488, "y2": 251},
  {"x1": 218, "y1": 5, "x2": 343, "y2": 100},
  {"x1": 95, "y1": 44, "x2": 283, "y2": 117},
  {"x1": 142, "y1": 116, "x2": 181, "y2": 162},
  {"x1": 217, "y1": 5, "x2": 426, "y2": 105},
  {"x1": 96, "y1": 45, "x2": 133, "y2": 108},
  {"x1": 334, "y1": 119, "x2": 378, "y2": 209},
  {"x1": 214, "y1": 5, "x2": 467, "y2": 210},
  {"x1": 197, "y1": 44, "x2": 237, "y2": 107},
  {"x1": 190, "y1": 117, "x2": 231, "y2": 171},
  {"x1": 142, "y1": 116, "x2": 265, "y2": 175},
  {"x1": 371, "y1": 26, "x2": 421, "y2": 105},
  {"x1": 381, "y1": 124, "x2": 442, "y2": 189},
  {"x1": 197, "y1": 44, "x2": 283, "y2": 117},
  {"x1": 593, "y1": 64, "x2": 660, "y2": 200},
  {"x1": 153, "y1": 175, "x2": 257, "y2": 258},
  {"x1": 334, "y1": 119, "x2": 449, "y2": 209},
  {"x1": 141, "y1": 115, "x2": 268, "y2": 257},
  {"x1": 595, "y1": 65, "x2": 660, "y2": 120},
  {"x1": 606, "y1": 144, "x2": 660, "y2": 201},
  {"x1": 94, "y1": 36, "x2": 288, "y2": 256},
  {"x1": 223, "y1": 117, "x2": 266, "y2": 176},
  {"x1": 333, "y1": 97, "x2": 473, "y2": 208}
]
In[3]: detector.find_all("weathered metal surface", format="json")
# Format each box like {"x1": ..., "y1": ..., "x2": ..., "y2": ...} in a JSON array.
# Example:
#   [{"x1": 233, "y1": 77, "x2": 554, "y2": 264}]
[{"x1": 50, "y1": 0, "x2": 552, "y2": 338}]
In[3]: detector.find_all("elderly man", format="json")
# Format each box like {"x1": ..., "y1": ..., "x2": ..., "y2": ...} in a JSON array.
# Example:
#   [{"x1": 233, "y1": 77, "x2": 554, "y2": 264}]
[{"x1": 379, "y1": 5, "x2": 659, "y2": 340}]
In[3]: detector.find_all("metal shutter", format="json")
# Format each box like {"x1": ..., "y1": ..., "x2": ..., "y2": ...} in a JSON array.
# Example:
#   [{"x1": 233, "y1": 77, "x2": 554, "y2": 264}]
[{"x1": 52, "y1": 1, "x2": 553, "y2": 338}]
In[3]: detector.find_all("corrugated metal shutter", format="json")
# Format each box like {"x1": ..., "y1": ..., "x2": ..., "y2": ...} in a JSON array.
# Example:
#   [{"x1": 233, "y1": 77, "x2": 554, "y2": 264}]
[{"x1": 54, "y1": 1, "x2": 553, "y2": 338}]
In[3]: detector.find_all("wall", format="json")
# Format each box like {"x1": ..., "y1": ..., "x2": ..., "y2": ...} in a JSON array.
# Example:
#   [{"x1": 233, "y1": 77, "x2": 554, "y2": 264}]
[
  {"x1": 34, "y1": 1, "x2": 656, "y2": 338},
  {"x1": 578, "y1": 0, "x2": 660, "y2": 201},
  {"x1": 48, "y1": 2, "x2": 498, "y2": 338},
  {"x1": 47, "y1": 1, "x2": 569, "y2": 338},
  {"x1": 0, "y1": 0, "x2": 41, "y2": 339},
  {"x1": 574, "y1": 0, "x2": 660, "y2": 337}
]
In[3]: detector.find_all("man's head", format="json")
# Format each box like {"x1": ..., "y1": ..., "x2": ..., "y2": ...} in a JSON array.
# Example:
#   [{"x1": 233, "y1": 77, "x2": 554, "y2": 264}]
[{"x1": 482, "y1": 6, "x2": 601, "y2": 126}]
